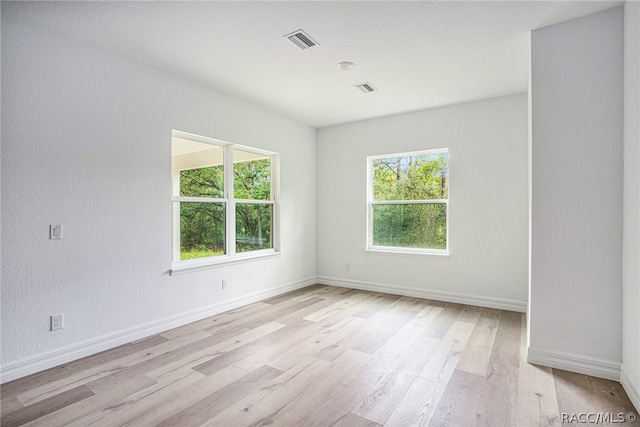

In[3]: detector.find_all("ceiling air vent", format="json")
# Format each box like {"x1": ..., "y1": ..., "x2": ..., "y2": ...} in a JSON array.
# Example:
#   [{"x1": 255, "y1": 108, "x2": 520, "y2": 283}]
[
  {"x1": 284, "y1": 29, "x2": 318, "y2": 50},
  {"x1": 355, "y1": 82, "x2": 377, "y2": 93}
]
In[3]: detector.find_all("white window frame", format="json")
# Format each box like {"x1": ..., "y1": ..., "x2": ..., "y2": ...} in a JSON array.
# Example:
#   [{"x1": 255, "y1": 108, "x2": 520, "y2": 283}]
[
  {"x1": 171, "y1": 130, "x2": 280, "y2": 275},
  {"x1": 366, "y1": 148, "x2": 449, "y2": 257}
]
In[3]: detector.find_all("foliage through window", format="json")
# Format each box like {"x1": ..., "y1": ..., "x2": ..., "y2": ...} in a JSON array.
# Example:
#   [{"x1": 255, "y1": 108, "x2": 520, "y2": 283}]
[
  {"x1": 368, "y1": 149, "x2": 449, "y2": 253},
  {"x1": 233, "y1": 149, "x2": 272, "y2": 254},
  {"x1": 172, "y1": 132, "x2": 277, "y2": 264}
]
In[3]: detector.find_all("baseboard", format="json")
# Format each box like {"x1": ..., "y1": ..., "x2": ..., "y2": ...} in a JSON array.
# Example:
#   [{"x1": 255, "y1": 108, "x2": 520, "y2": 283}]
[
  {"x1": 316, "y1": 276, "x2": 527, "y2": 312},
  {"x1": 621, "y1": 365, "x2": 640, "y2": 413},
  {"x1": 527, "y1": 347, "x2": 621, "y2": 381},
  {"x1": 0, "y1": 276, "x2": 315, "y2": 384}
]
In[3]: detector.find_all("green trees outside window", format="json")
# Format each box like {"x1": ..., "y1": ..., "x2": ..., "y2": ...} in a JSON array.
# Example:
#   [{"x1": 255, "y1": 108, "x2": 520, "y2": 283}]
[
  {"x1": 179, "y1": 201, "x2": 225, "y2": 259},
  {"x1": 178, "y1": 164, "x2": 225, "y2": 259},
  {"x1": 369, "y1": 150, "x2": 449, "y2": 252},
  {"x1": 233, "y1": 155, "x2": 272, "y2": 253}
]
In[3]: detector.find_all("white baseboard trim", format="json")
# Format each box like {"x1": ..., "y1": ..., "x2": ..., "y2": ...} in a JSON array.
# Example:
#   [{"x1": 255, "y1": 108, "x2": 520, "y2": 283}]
[
  {"x1": 0, "y1": 276, "x2": 315, "y2": 384},
  {"x1": 527, "y1": 347, "x2": 621, "y2": 381},
  {"x1": 316, "y1": 276, "x2": 527, "y2": 312},
  {"x1": 621, "y1": 365, "x2": 640, "y2": 413}
]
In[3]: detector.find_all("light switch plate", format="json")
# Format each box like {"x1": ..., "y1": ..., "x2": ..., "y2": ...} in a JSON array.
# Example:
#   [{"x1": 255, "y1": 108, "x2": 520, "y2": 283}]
[{"x1": 50, "y1": 224, "x2": 62, "y2": 240}]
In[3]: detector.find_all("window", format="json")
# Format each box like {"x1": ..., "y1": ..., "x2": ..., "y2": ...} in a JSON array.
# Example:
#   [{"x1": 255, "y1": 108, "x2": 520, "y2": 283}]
[
  {"x1": 367, "y1": 149, "x2": 449, "y2": 255},
  {"x1": 171, "y1": 131, "x2": 278, "y2": 272}
]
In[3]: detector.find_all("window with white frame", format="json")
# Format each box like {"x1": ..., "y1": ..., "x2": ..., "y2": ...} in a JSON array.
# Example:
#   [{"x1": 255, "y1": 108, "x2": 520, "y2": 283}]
[
  {"x1": 171, "y1": 131, "x2": 278, "y2": 268},
  {"x1": 367, "y1": 149, "x2": 449, "y2": 254}
]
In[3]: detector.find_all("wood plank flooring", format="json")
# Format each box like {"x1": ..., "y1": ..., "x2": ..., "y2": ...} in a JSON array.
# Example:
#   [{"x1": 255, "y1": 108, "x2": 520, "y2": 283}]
[{"x1": 1, "y1": 285, "x2": 638, "y2": 426}]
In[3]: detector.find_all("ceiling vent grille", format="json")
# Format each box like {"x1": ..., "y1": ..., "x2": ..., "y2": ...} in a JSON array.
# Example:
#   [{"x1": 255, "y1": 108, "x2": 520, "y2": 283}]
[
  {"x1": 355, "y1": 83, "x2": 377, "y2": 93},
  {"x1": 284, "y1": 29, "x2": 318, "y2": 50}
]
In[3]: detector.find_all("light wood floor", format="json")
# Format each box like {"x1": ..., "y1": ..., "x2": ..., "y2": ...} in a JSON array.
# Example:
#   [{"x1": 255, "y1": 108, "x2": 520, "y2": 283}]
[{"x1": 1, "y1": 285, "x2": 638, "y2": 427}]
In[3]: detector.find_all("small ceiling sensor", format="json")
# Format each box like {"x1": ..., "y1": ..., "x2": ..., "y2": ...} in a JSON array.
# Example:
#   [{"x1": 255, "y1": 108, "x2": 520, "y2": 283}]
[{"x1": 337, "y1": 61, "x2": 355, "y2": 71}]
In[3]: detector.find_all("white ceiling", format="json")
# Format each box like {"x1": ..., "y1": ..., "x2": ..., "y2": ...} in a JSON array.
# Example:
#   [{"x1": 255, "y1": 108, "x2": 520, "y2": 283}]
[{"x1": 6, "y1": 1, "x2": 623, "y2": 128}]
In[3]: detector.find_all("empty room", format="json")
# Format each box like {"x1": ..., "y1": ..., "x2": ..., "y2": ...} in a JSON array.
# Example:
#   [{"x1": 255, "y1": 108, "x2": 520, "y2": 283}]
[{"x1": 1, "y1": 1, "x2": 639, "y2": 426}]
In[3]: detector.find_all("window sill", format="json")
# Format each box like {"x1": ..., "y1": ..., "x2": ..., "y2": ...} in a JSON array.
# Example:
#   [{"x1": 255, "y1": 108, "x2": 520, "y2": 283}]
[
  {"x1": 170, "y1": 251, "x2": 281, "y2": 275},
  {"x1": 365, "y1": 248, "x2": 450, "y2": 259}
]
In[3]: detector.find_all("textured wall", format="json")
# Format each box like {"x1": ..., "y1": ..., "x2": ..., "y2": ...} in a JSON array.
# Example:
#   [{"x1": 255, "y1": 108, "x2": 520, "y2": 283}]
[
  {"x1": 1, "y1": 12, "x2": 317, "y2": 366},
  {"x1": 623, "y1": 0, "x2": 640, "y2": 409},
  {"x1": 530, "y1": 7, "x2": 623, "y2": 365},
  {"x1": 317, "y1": 94, "x2": 529, "y2": 308}
]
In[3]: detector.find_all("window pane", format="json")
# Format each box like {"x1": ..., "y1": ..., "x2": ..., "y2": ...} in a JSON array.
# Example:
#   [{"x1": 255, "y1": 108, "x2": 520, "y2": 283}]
[
  {"x1": 179, "y1": 166, "x2": 224, "y2": 198},
  {"x1": 233, "y1": 149, "x2": 271, "y2": 200},
  {"x1": 372, "y1": 203, "x2": 447, "y2": 249},
  {"x1": 373, "y1": 152, "x2": 448, "y2": 201},
  {"x1": 178, "y1": 202, "x2": 225, "y2": 260},
  {"x1": 236, "y1": 203, "x2": 272, "y2": 252},
  {"x1": 172, "y1": 140, "x2": 224, "y2": 198}
]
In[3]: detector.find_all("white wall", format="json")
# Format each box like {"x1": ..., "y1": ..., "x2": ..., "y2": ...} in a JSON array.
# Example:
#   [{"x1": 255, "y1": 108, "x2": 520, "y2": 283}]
[
  {"x1": 0, "y1": 9, "x2": 316, "y2": 379},
  {"x1": 529, "y1": 7, "x2": 623, "y2": 377},
  {"x1": 622, "y1": 0, "x2": 640, "y2": 411},
  {"x1": 316, "y1": 94, "x2": 529, "y2": 310}
]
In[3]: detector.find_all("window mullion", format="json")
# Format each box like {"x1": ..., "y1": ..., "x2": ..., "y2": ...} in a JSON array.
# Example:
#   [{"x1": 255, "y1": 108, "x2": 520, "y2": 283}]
[
  {"x1": 371, "y1": 199, "x2": 448, "y2": 205},
  {"x1": 233, "y1": 199, "x2": 275, "y2": 205},
  {"x1": 172, "y1": 196, "x2": 227, "y2": 203},
  {"x1": 225, "y1": 145, "x2": 236, "y2": 258}
]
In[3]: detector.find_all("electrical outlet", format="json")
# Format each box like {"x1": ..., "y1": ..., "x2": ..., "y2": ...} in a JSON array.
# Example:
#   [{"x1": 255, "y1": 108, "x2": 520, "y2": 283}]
[
  {"x1": 222, "y1": 279, "x2": 228, "y2": 289},
  {"x1": 51, "y1": 314, "x2": 63, "y2": 331},
  {"x1": 345, "y1": 262, "x2": 351, "y2": 271}
]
